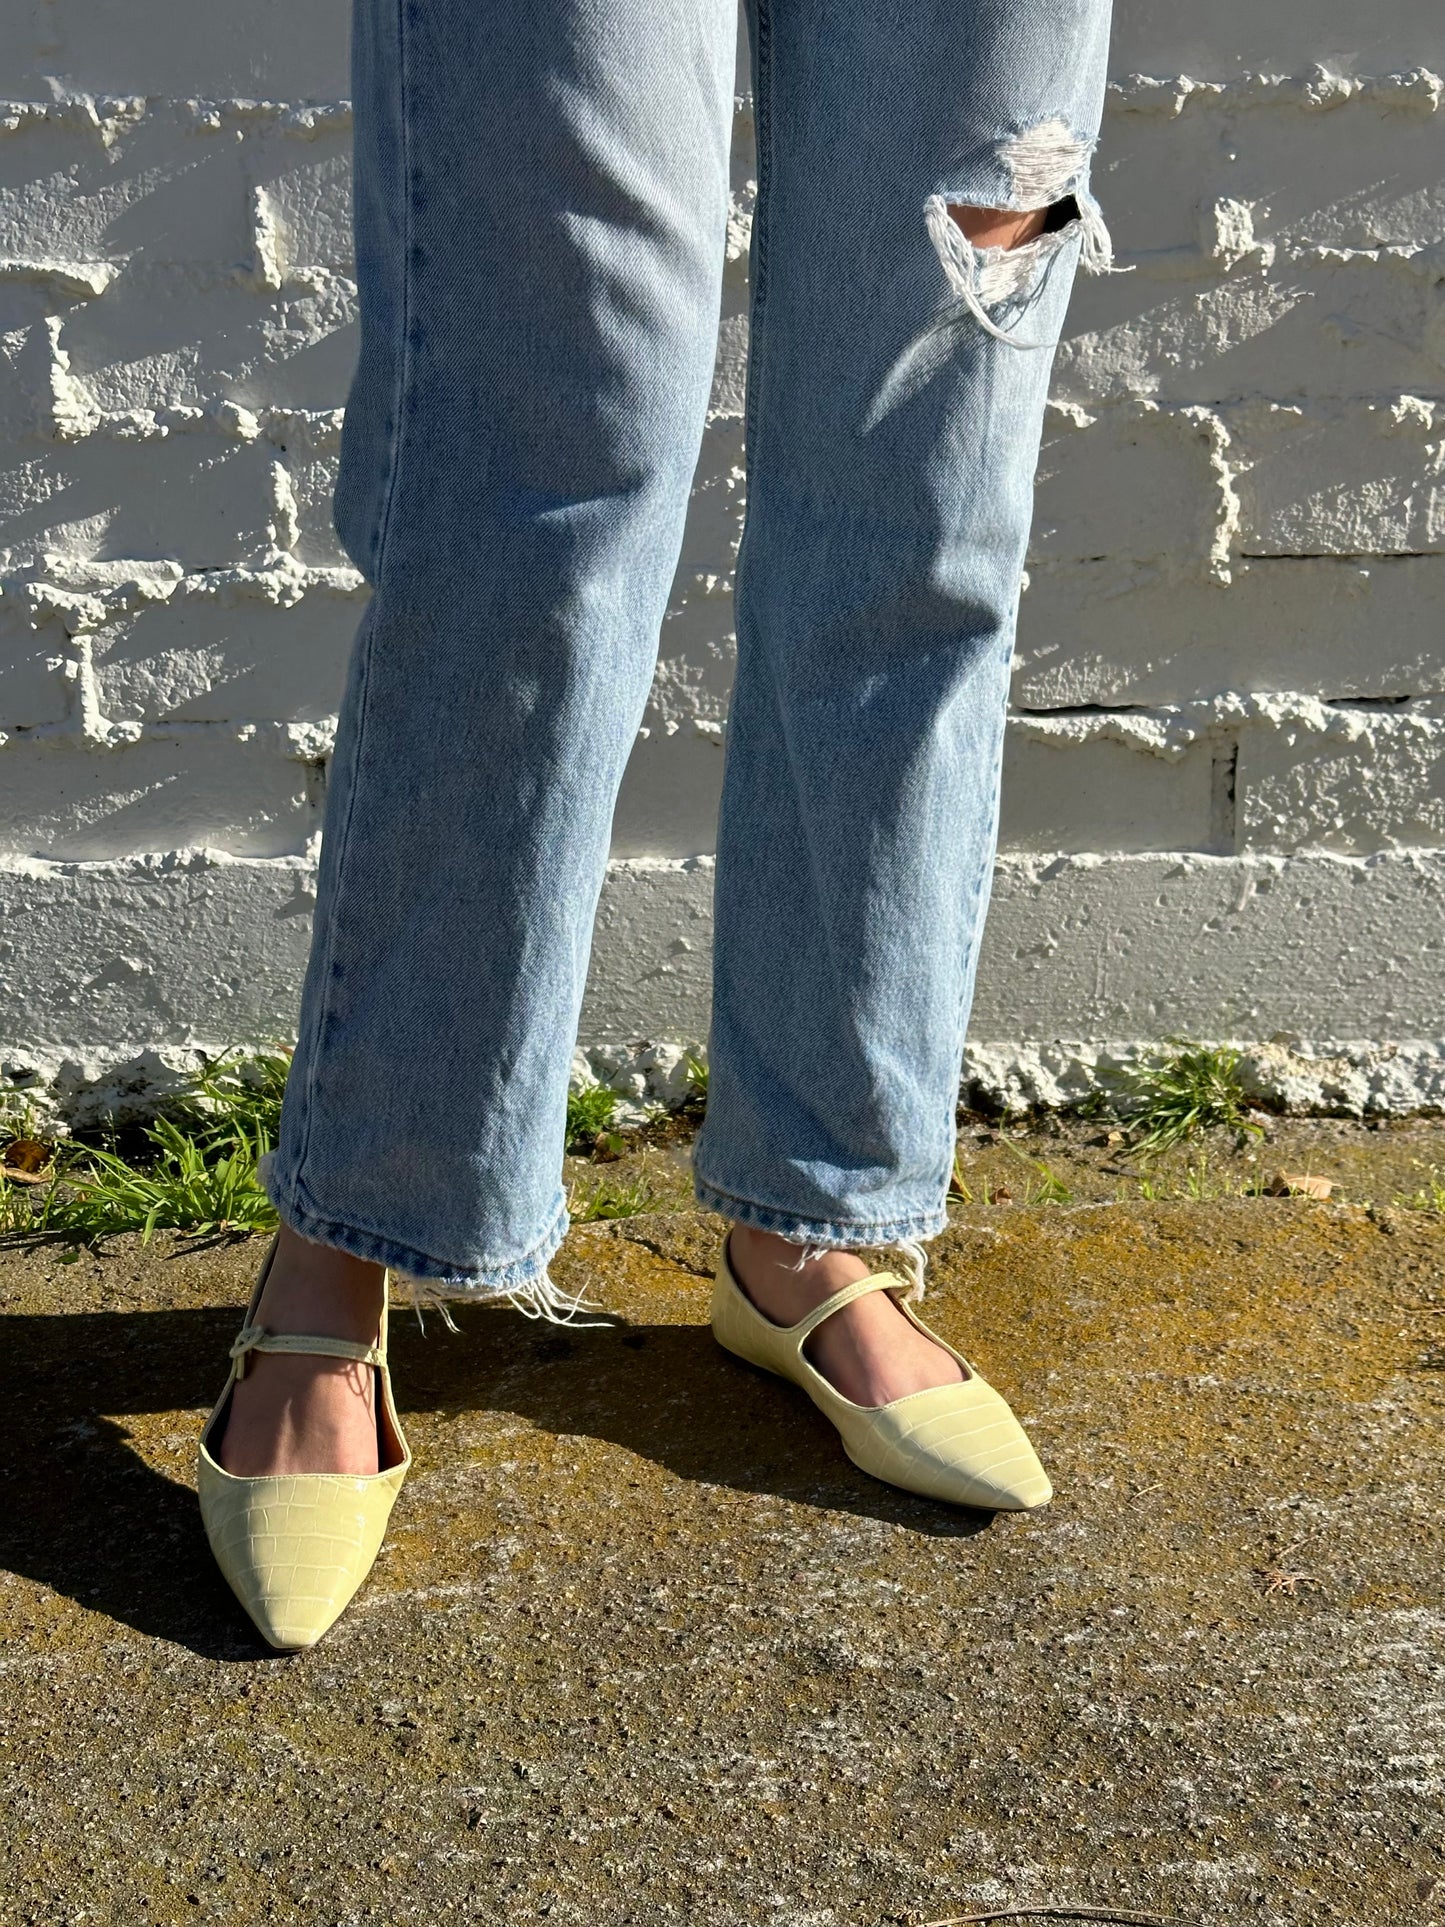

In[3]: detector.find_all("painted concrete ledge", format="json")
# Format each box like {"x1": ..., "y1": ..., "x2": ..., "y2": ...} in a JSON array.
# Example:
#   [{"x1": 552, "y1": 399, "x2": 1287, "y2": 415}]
[
  {"x1": 1, "y1": 847, "x2": 1442, "y2": 1121},
  {"x1": 0, "y1": 1196, "x2": 1441, "y2": 1923}
]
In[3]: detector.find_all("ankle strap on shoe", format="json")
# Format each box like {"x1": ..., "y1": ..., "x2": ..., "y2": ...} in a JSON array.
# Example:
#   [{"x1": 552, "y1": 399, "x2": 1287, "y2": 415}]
[
  {"x1": 790, "y1": 1270, "x2": 911, "y2": 1343},
  {"x1": 230, "y1": 1326, "x2": 387, "y2": 1378}
]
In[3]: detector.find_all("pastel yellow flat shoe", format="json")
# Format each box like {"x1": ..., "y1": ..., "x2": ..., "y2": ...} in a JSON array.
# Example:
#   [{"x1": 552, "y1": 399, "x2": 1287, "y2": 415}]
[
  {"x1": 710, "y1": 1238, "x2": 1052, "y2": 1512},
  {"x1": 196, "y1": 1232, "x2": 411, "y2": 1651}
]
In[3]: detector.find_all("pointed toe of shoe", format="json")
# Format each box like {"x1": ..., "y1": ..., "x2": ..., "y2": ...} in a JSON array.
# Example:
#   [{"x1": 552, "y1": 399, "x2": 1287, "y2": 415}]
[
  {"x1": 837, "y1": 1378, "x2": 1054, "y2": 1513},
  {"x1": 235, "y1": 1577, "x2": 337, "y2": 1654},
  {"x1": 973, "y1": 1454, "x2": 1053, "y2": 1513},
  {"x1": 197, "y1": 1454, "x2": 403, "y2": 1651},
  {"x1": 710, "y1": 1245, "x2": 1055, "y2": 1513}
]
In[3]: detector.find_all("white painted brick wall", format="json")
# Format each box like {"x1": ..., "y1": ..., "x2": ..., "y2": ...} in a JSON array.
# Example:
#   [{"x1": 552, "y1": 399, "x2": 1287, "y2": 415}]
[{"x1": 3, "y1": 1, "x2": 1444, "y2": 1119}]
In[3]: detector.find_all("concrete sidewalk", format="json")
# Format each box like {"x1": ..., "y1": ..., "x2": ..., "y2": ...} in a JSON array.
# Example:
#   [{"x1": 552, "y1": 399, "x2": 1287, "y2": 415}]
[{"x1": 1, "y1": 1186, "x2": 1442, "y2": 1926}]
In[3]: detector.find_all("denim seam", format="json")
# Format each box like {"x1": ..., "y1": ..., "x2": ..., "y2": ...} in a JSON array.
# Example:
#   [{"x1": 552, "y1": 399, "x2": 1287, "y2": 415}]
[
  {"x1": 692, "y1": 1171, "x2": 948, "y2": 1247},
  {"x1": 291, "y1": 0, "x2": 414, "y2": 1191},
  {"x1": 741, "y1": 0, "x2": 774, "y2": 465},
  {"x1": 370, "y1": 0, "x2": 414, "y2": 590}
]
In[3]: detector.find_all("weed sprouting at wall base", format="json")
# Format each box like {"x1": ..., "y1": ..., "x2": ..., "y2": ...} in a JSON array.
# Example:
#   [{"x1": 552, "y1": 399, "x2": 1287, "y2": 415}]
[{"x1": 1115, "y1": 1043, "x2": 1266, "y2": 1164}]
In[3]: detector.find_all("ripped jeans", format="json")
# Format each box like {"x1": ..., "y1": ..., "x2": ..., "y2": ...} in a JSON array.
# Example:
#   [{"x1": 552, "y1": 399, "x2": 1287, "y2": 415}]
[{"x1": 261, "y1": 0, "x2": 1116, "y2": 1301}]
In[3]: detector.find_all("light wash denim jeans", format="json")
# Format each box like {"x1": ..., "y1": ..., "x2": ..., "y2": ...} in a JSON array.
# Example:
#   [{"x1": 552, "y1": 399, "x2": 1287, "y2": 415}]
[{"x1": 263, "y1": 0, "x2": 1115, "y2": 1305}]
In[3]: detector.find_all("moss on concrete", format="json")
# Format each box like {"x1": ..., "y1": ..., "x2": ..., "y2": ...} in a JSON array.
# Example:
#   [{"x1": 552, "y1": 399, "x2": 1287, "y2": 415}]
[{"x1": 1, "y1": 1157, "x2": 1442, "y2": 1924}]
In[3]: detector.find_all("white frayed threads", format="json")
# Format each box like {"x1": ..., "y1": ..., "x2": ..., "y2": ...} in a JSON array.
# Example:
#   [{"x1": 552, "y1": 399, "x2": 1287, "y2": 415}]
[
  {"x1": 975, "y1": 230, "x2": 1060, "y2": 305},
  {"x1": 400, "y1": 1266, "x2": 610, "y2": 1332},
  {"x1": 757, "y1": 1232, "x2": 930, "y2": 1301},
  {"x1": 1075, "y1": 186, "x2": 1117, "y2": 275},
  {"x1": 400, "y1": 1274, "x2": 463, "y2": 1335},
  {"x1": 924, "y1": 195, "x2": 1056, "y2": 346},
  {"x1": 925, "y1": 118, "x2": 1123, "y2": 348},
  {"x1": 778, "y1": 1241, "x2": 836, "y2": 1271},
  {"x1": 924, "y1": 192, "x2": 1120, "y2": 346},
  {"x1": 999, "y1": 118, "x2": 1091, "y2": 206},
  {"x1": 895, "y1": 1238, "x2": 929, "y2": 1302},
  {"x1": 504, "y1": 1267, "x2": 610, "y2": 1328}
]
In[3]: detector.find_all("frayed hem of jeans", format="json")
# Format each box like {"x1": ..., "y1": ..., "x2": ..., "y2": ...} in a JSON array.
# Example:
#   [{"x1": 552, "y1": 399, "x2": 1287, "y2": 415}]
[
  {"x1": 398, "y1": 1267, "x2": 610, "y2": 1332},
  {"x1": 257, "y1": 1150, "x2": 609, "y2": 1329},
  {"x1": 694, "y1": 1174, "x2": 944, "y2": 1292},
  {"x1": 693, "y1": 1177, "x2": 949, "y2": 1247},
  {"x1": 761, "y1": 1232, "x2": 930, "y2": 1302}
]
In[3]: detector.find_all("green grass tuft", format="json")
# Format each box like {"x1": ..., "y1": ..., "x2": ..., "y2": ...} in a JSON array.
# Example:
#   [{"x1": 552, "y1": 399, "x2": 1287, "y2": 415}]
[
  {"x1": 567, "y1": 1170, "x2": 659, "y2": 1222},
  {"x1": 1395, "y1": 1162, "x2": 1445, "y2": 1214},
  {"x1": 1001, "y1": 1140, "x2": 1073, "y2": 1205},
  {"x1": 683, "y1": 1053, "x2": 709, "y2": 1106},
  {"x1": 40, "y1": 1115, "x2": 279, "y2": 1241},
  {"x1": 4, "y1": 1046, "x2": 292, "y2": 1244},
  {"x1": 172, "y1": 1047, "x2": 291, "y2": 1149},
  {"x1": 949, "y1": 1142, "x2": 1073, "y2": 1207},
  {"x1": 565, "y1": 1082, "x2": 621, "y2": 1154},
  {"x1": 1117, "y1": 1042, "x2": 1264, "y2": 1163}
]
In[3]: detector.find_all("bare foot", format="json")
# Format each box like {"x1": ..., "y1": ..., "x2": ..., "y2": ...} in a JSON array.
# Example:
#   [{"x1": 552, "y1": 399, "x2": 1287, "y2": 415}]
[
  {"x1": 725, "y1": 1224, "x2": 964, "y2": 1408},
  {"x1": 215, "y1": 1223, "x2": 387, "y2": 1477}
]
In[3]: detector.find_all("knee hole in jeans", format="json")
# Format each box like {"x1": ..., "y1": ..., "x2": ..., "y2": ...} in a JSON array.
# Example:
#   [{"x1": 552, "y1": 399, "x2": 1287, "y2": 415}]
[
  {"x1": 923, "y1": 121, "x2": 1116, "y2": 343},
  {"x1": 946, "y1": 197, "x2": 1078, "y2": 253}
]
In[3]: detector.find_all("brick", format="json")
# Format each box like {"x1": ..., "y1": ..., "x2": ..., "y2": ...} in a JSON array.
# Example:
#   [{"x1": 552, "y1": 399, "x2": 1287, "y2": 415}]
[
  {"x1": 1230, "y1": 397, "x2": 1445, "y2": 555},
  {"x1": 973, "y1": 848, "x2": 1445, "y2": 1043},
  {"x1": 1095, "y1": 94, "x2": 1445, "y2": 259},
  {"x1": 1031, "y1": 402, "x2": 1223, "y2": 565},
  {"x1": 0, "y1": 612, "x2": 72, "y2": 730},
  {"x1": 613, "y1": 727, "x2": 726, "y2": 862},
  {"x1": 89, "y1": 582, "x2": 363, "y2": 724},
  {"x1": 280, "y1": 444, "x2": 348, "y2": 568},
  {"x1": 60, "y1": 271, "x2": 356, "y2": 414},
  {"x1": 0, "y1": 730, "x2": 315, "y2": 859},
  {"x1": 251, "y1": 138, "x2": 355, "y2": 274},
  {"x1": 674, "y1": 416, "x2": 745, "y2": 580},
  {"x1": 1237, "y1": 704, "x2": 1445, "y2": 853},
  {"x1": 0, "y1": 853, "x2": 321, "y2": 1055},
  {"x1": 0, "y1": 435, "x2": 277, "y2": 572},
  {"x1": 0, "y1": 309, "x2": 54, "y2": 443},
  {"x1": 606, "y1": 720, "x2": 1220, "y2": 863},
  {"x1": 1015, "y1": 555, "x2": 1445, "y2": 705},
  {"x1": 1059, "y1": 254, "x2": 1445, "y2": 409},
  {"x1": 1105, "y1": 6, "x2": 1442, "y2": 84},
  {"x1": 1000, "y1": 729, "x2": 1218, "y2": 854},
  {"x1": 0, "y1": 108, "x2": 252, "y2": 268}
]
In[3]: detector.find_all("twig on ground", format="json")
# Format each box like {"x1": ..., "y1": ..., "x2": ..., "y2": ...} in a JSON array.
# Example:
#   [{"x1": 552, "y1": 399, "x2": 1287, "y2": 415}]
[
  {"x1": 1261, "y1": 1568, "x2": 1319, "y2": 1596},
  {"x1": 914, "y1": 1908, "x2": 1200, "y2": 1927}
]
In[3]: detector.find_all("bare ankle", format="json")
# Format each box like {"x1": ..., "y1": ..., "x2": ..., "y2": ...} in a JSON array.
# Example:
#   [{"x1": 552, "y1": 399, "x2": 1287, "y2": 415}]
[
  {"x1": 727, "y1": 1223, "x2": 870, "y2": 1318},
  {"x1": 258, "y1": 1223, "x2": 387, "y2": 1342}
]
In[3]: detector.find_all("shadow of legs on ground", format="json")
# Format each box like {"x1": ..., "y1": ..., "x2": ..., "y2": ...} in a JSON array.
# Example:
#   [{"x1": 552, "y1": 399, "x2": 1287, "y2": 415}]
[{"x1": 0, "y1": 1298, "x2": 991, "y2": 1653}]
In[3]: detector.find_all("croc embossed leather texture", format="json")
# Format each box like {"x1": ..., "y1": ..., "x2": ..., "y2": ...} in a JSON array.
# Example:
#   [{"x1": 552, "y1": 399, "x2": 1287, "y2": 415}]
[
  {"x1": 710, "y1": 1237, "x2": 1052, "y2": 1511},
  {"x1": 197, "y1": 1234, "x2": 411, "y2": 1650}
]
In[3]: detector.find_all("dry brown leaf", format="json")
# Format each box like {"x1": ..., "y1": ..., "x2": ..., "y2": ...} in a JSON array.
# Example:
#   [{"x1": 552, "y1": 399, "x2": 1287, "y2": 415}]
[
  {"x1": 1265, "y1": 1170, "x2": 1334, "y2": 1200},
  {"x1": 0, "y1": 1138, "x2": 53, "y2": 1184}
]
